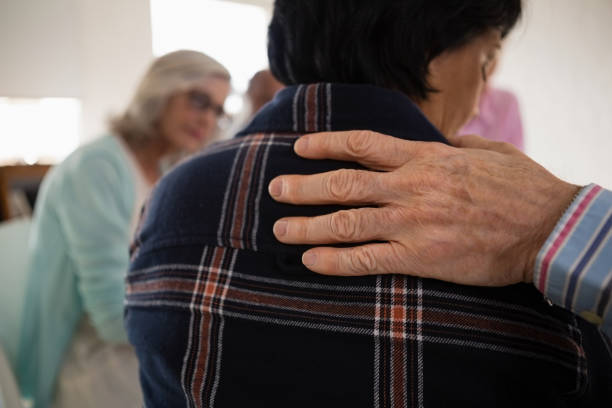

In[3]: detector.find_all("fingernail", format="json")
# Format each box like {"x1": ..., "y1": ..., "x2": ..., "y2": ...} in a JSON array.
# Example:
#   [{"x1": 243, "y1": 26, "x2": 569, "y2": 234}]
[
  {"x1": 294, "y1": 136, "x2": 309, "y2": 154},
  {"x1": 302, "y1": 251, "x2": 317, "y2": 267},
  {"x1": 269, "y1": 178, "x2": 283, "y2": 198},
  {"x1": 273, "y1": 220, "x2": 287, "y2": 237}
]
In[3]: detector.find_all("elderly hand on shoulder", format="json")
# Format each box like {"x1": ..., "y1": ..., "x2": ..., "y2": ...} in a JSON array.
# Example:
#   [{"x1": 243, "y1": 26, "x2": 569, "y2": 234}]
[{"x1": 268, "y1": 130, "x2": 579, "y2": 286}]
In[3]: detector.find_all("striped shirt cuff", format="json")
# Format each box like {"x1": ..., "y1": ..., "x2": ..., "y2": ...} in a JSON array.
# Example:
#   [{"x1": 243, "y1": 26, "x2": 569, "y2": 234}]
[{"x1": 534, "y1": 184, "x2": 612, "y2": 336}]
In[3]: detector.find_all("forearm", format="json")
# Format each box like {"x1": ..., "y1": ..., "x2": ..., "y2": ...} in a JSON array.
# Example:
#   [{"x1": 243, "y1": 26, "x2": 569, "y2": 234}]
[
  {"x1": 79, "y1": 267, "x2": 128, "y2": 342},
  {"x1": 61, "y1": 155, "x2": 133, "y2": 343}
]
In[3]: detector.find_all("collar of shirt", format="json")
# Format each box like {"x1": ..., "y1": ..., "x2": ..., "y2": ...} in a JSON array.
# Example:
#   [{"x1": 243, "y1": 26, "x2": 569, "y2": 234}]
[{"x1": 237, "y1": 83, "x2": 448, "y2": 145}]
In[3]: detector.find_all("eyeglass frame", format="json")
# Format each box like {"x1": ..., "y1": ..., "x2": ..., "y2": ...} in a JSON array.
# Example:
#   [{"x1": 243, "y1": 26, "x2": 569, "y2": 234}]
[{"x1": 186, "y1": 89, "x2": 226, "y2": 118}]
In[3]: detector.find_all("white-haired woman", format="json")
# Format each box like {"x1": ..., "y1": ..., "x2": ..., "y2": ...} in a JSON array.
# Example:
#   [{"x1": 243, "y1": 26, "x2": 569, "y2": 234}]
[{"x1": 16, "y1": 50, "x2": 230, "y2": 408}]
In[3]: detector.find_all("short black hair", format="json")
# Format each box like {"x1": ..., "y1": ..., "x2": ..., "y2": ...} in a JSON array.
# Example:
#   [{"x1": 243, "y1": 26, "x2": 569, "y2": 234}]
[{"x1": 268, "y1": 1, "x2": 522, "y2": 100}]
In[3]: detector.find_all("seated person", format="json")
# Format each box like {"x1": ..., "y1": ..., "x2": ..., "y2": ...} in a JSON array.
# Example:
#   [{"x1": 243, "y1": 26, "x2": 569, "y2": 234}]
[
  {"x1": 125, "y1": 1, "x2": 612, "y2": 406},
  {"x1": 17, "y1": 50, "x2": 230, "y2": 408}
]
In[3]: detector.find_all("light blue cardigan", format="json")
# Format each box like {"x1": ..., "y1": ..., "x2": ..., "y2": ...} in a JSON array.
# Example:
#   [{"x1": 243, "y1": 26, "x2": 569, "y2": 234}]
[{"x1": 17, "y1": 135, "x2": 136, "y2": 408}]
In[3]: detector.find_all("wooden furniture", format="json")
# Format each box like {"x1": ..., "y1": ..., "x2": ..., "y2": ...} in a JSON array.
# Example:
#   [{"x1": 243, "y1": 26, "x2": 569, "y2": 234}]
[{"x1": 0, "y1": 164, "x2": 51, "y2": 221}]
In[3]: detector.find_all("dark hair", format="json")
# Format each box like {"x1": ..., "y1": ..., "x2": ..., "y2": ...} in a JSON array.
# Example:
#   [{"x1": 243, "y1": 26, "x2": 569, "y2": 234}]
[{"x1": 268, "y1": 0, "x2": 521, "y2": 100}]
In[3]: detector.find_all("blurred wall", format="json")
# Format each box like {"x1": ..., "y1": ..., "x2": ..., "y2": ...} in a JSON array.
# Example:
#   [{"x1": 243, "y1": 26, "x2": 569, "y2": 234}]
[
  {"x1": 0, "y1": 0, "x2": 81, "y2": 97},
  {"x1": 0, "y1": 0, "x2": 153, "y2": 143},
  {"x1": 495, "y1": 0, "x2": 612, "y2": 188},
  {"x1": 76, "y1": 0, "x2": 154, "y2": 142}
]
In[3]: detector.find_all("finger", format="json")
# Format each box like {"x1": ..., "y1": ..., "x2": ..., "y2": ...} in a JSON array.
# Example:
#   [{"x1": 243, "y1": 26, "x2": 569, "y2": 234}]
[
  {"x1": 452, "y1": 134, "x2": 492, "y2": 149},
  {"x1": 273, "y1": 207, "x2": 397, "y2": 245},
  {"x1": 293, "y1": 130, "x2": 434, "y2": 171},
  {"x1": 301, "y1": 242, "x2": 418, "y2": 277},
  {"x1": 454, "y1": 134, "x2": 519, "y2": 154},
  {"x1": 268, "y1": 168, "x2": 390, "y2": 205}
]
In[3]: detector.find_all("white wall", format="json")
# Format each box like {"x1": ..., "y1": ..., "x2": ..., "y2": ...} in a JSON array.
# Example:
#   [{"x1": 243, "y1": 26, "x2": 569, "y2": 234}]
[
  {"x1": 495, "y1": 0, "x2": 612, "y2": 188},
  {"x1": 74, "y1": 0, "x2": 153, "y2": 142},
  {"x1": 0, "y1": 0, "x2": 81, "y2": 97},
  {"x1": 0, "y1": 0, "x2": 153, "y2": 143},
  {"x1": 224, "y1": 0, "x2": 272, "y2": 14}
]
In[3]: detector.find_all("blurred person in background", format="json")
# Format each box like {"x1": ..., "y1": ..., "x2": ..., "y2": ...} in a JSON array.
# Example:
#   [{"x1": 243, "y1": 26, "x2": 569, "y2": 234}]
[
  {"x1": 247, "y1": 69, "x2": 284, "y2": 115},
  {"x1": 222, "y1": 68, "x2": 284, "y2": 139},
  {"x1": 459, "y1": 48, "x2": 525, "y2": 150},
  {"x1": 16, "y1": 50, "x2": 230, "y2": 408}
]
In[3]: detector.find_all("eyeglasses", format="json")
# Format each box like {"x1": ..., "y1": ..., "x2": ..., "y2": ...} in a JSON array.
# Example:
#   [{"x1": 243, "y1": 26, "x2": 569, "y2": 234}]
[{"x1": 186, "y1": 90, "x2": 225, "y2": 118}]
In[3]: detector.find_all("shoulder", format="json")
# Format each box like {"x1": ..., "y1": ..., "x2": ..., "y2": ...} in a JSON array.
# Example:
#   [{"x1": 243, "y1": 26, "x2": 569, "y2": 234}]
[
  {"x1": 44, "y1": 135, "x2": 128, "y2": 187},
  {"x1": 65, "y1": 134, "x2": 128, "y2": 175},
  {"x1": 41, "y1": 135, "x2": 133, "y2": 211},
  {"x1": 161, "y1": 134, "x2": 298, "y2": 198},
  {"x1": 139, "y1": 135, "x2": 297, "y2": 249},
  {"x1": 136, "y1": 132, "x2": 363, "y2": 256},
  {"x1": 487, "y1": 87, "x2": 520, "y2": 110}
]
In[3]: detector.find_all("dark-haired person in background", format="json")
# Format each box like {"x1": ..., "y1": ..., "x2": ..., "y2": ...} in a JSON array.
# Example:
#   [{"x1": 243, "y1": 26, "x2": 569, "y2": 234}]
[
  {"x1": 125, "y1": 1, "x2": 612, "y2": 406},
  {"x1": 247, "y1": 69, "x2": 284, "y2": 115}
]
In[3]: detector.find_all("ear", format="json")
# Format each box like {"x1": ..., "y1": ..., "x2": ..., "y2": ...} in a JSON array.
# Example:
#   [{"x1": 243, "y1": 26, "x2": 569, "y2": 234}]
[
  {"x1": 428, "y1": 54, "x2": 442, "y2": 75},
  {"x1": 426, "y1": 53, "x2": 446, "y2": 91},
  {"x1": 427, "y1": 50, "x2": 452, "y2": 79}
]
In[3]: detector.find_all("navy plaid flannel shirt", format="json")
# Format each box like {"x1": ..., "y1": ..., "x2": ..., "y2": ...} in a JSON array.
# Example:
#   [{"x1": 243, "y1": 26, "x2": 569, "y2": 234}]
[{"x1": 125, "y1": 84, "x2": 612, "y2": 407}]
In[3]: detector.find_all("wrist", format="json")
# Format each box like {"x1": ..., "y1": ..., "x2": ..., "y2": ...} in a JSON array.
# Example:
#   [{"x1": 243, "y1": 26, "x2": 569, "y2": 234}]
[{"x1": 523, "y1": 181, "x2": 581, "y2": 284}]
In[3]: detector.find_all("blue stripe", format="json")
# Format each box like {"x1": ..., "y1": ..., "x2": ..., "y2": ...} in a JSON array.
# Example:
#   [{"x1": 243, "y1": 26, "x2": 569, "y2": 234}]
[
  {"x1": 596, "y1": 271, "x2": 612, "y2": 316},
  {"x1": 564, "y1": 212, "x2": 612, "y2": 309},
  {"x1": 536, "y1": 185, "x2": 601, "y2": 306}
]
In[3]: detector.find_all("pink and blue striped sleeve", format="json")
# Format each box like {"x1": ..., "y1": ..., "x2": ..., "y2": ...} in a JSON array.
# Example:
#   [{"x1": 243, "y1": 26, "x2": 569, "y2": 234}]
[{"x1": 534, "y1": 184, "x2": 612, "y2": 337}]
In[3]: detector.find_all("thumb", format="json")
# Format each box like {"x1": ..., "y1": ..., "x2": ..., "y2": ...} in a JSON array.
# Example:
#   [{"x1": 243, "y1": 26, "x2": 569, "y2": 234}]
[
  {"x1": 453, "y1": 134, "x2": 493, "y2": 149},
  {"x1": 454, "y1": 134, "x2": 519, "y2": 155}
]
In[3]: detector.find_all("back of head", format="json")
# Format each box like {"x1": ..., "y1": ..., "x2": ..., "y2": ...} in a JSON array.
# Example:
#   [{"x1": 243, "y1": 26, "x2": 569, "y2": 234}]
[
  {"x1": 112, "y1": 50, "x2": 230, "y2": 143},
  {"x1": 268, "y1": 0, "x2": 521, "y2": 101}
]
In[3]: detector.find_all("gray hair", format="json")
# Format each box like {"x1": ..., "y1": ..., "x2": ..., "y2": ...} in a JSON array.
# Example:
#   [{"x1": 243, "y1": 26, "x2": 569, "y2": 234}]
[{"x1": 111, "y1": 50, "x2": 230, "y2": 143}]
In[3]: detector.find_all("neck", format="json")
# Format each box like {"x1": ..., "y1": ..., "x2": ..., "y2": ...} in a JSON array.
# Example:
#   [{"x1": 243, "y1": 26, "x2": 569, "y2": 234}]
[{"x1": 415, "y1": 97, "x2": 455, "y2": 139}]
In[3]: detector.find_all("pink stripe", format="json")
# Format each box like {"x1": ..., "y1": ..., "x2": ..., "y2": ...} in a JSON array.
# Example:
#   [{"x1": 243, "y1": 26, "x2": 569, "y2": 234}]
[{"x1": 537, "y1": 185, "x2": 602, "y2": 291}]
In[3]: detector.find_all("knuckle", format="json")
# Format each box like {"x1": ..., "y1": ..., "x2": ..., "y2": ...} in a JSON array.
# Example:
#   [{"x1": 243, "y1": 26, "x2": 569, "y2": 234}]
[
  {"x1": 347, "y1": 247, "x2": 378, "y2": 274},
  {"x1": 326, "y1": 169, "x2": 363, "y2": 201},
  {"x1": 292, "y1": 219, "x2": 309, "y2": 241},
  {"x1": 346, "y1": 130, "x2": 375, "y2": 157},
  {"x1": 279, "y1": 175, "x2": 299, "y2": 202},
  {"x1": 379, "y1": 207, "x2": 401, "y2": 229},
  {"x1": 329, "y1": 210, "x2": 359, "y2": 241},
  {"x1": 393, "y1": 170, "x2": 436, "y2": 195}
]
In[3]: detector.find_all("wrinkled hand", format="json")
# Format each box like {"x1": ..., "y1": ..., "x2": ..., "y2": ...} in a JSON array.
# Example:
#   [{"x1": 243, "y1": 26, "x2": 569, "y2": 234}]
[{"x1": 268, "y1": 131, "x2": 580, "y2": 286}]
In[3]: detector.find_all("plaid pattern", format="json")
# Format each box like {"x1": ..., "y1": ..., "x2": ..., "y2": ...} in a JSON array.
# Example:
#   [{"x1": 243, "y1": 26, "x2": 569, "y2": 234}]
[
  {"x1": 126, "y1": 84, "x2": 612, "y2": 407},
  {"x1": 217, "y1": 133, "x2": 280, "y2": 250},
  {"x1": 292, "y1": 83, "x2": 332, "y2": 132},
  {"x1": 180, "y1": 247, "x2": 237, "y2": 407}
]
